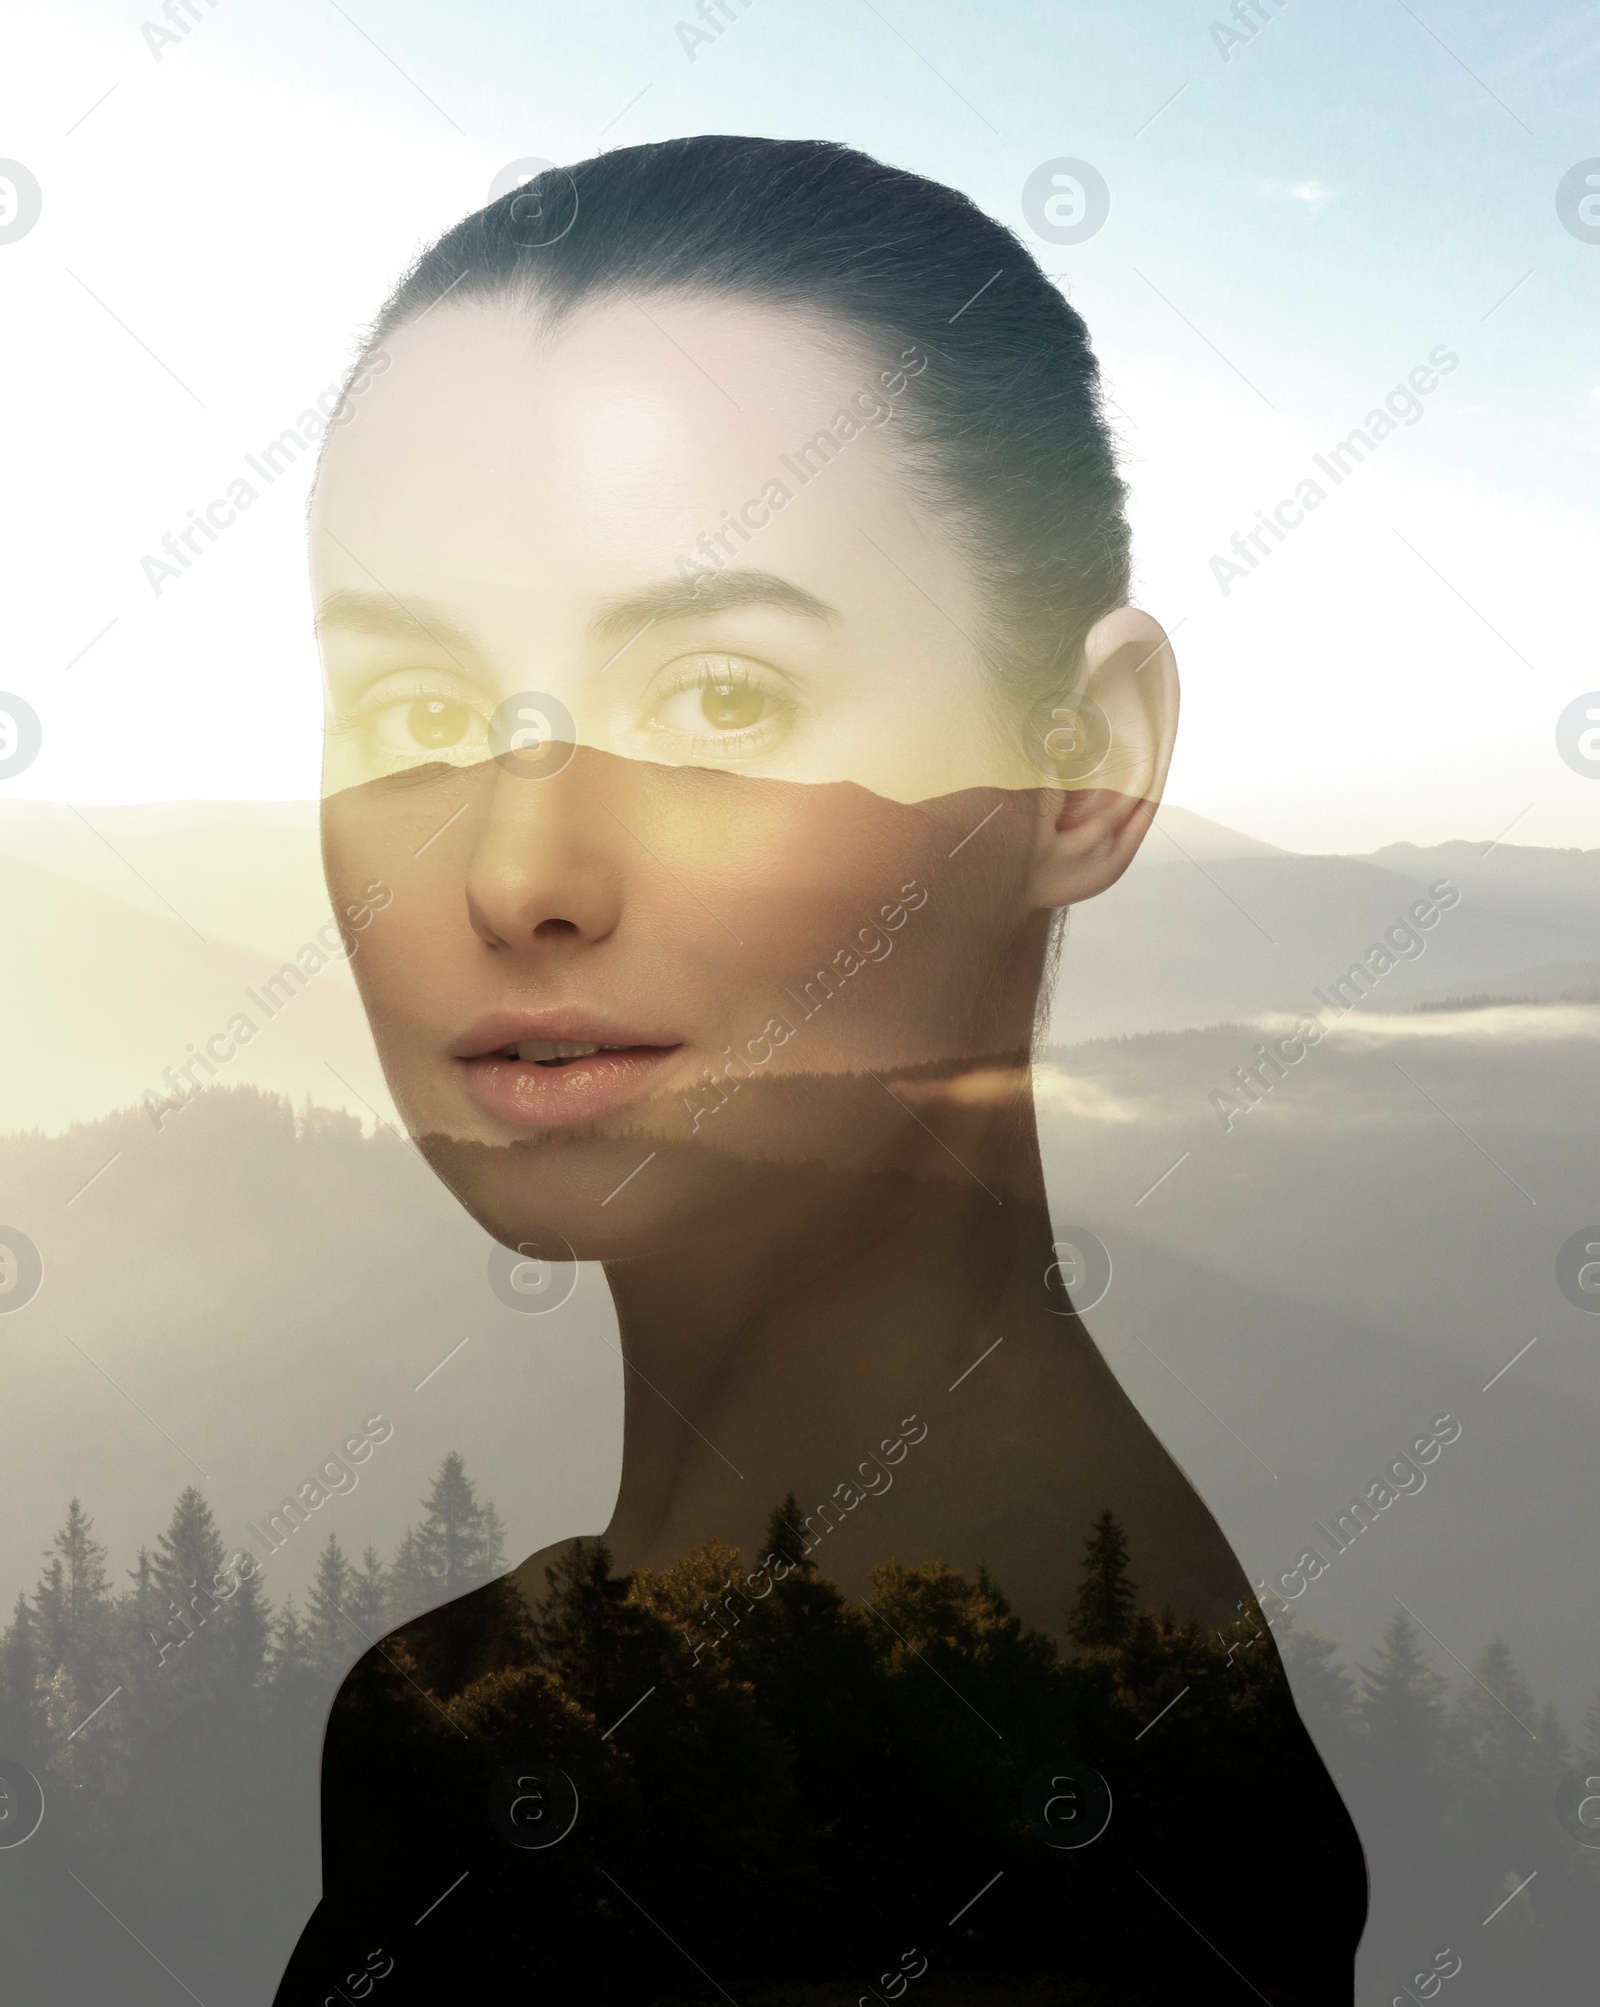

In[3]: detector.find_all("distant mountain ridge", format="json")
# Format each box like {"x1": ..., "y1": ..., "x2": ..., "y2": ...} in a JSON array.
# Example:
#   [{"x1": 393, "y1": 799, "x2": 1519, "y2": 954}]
[
  {"x1": 0, "y1": 797, "x2": 1594, "y2": 1130},
  {"x1": 1059, "y1": 816, "x2": 1600, "y2": 1044}
]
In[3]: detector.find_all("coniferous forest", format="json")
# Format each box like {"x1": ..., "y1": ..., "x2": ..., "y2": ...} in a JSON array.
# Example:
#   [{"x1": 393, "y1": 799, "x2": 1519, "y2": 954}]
[{"x1": 2, "y1": 1464, "x2": 1597, "y2": 2005}]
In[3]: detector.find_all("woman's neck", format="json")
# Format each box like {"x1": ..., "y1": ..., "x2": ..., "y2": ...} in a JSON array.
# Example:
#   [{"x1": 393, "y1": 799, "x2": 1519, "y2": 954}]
[{"x1": 598, "y1": 1073, "x2": 1054, "y2": 1572}]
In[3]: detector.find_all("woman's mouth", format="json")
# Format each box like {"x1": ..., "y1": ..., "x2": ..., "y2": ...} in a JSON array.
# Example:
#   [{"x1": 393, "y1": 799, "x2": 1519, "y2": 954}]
[
  {"x1": 509, "y1": 1038, "x2": 636, "y2": 1064},
  {"x1": 452, "y1": 1015, "x2": 684, "y2": 1129}
]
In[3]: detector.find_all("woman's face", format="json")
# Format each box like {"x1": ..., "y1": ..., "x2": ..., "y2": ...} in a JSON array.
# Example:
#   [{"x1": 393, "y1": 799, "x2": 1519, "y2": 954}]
[{"x1": 311, "y1": 293, "x2": 1059, "y2": 1256}]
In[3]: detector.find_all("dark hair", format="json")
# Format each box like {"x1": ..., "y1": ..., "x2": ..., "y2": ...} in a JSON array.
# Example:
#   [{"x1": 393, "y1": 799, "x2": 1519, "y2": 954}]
[{"x1": 346, "y1": 135, "x2": 1131, "y2": 707}]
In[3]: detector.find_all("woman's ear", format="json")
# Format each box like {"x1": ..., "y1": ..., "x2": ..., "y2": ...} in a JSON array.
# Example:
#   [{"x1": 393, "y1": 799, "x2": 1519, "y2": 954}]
[{"x1": 1023, "y1": 606, "x2": 1179, "y2": 911}]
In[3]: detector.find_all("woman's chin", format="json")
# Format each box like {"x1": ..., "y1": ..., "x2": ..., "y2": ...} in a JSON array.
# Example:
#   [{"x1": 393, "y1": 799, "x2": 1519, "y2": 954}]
[{"x1": 411, "y1": 1124, "x2": 771, "y2": 1263}]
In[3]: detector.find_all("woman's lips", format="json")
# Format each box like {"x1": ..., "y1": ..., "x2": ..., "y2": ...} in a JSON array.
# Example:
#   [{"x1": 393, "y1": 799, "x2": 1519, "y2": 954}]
[
  {"x1": 452, "y1": 1014, "x2": 683, "y2": 1129},
  {"x1": 459, "y1": 1045, "x2": 681, "y2": 1128}
]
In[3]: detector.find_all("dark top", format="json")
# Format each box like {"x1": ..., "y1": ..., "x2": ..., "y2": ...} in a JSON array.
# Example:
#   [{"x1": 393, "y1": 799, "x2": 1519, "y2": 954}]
[{"x1": 274, "y1": 1539, "x2": 1366, "y2": 2005}]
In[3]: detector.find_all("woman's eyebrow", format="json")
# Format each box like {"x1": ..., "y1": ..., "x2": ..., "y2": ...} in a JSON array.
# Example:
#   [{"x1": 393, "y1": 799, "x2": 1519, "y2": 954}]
[
  {"x1": 314, "y1": 589, "x2": 480, "y2": 665},
  {"x1": 314, "y1": 572, "x2": 838, "y2": 662},
  {"x1": 588, "y1": 569, "x2": 838, "y2": 643}
]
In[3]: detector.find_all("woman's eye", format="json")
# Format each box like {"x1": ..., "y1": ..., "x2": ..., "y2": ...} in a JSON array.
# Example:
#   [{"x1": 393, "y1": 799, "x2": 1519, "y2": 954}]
[
  {"x1": 406, "y1": 697, "x2": 471, "y2": 749},
  {"x1": 651, "y1": 663, "x2": 787, "y2": 749},
  {"x1": 368, "y1": 694, "x2": 487, "y2": 760},
  {"x1": 699, "y1": 680, "x2": 767, "y2": 731}
]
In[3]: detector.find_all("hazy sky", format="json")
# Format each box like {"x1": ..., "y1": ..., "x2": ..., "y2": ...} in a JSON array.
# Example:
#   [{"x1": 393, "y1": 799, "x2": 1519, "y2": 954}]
[{"x1": 2, "y1": 0, "x2": 1596, "y2": 851}]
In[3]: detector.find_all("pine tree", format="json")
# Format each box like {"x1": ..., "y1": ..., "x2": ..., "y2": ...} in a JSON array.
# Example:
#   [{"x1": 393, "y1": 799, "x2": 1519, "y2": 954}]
[
  {"x1": 483, "y1": 1502, "x2": 508, "y2": 1580},
  {"x1": 33, "y1": 1499, "x2": 115, "y2": 1706},
  {"x1": 221, "y1": 1557, "x2": 271, "y2": 1694},
  {"x1": 1441, "y1": 1644, "x2": 1557, "y2": 1997},
  {"x1": 630, "y1": 1537, "x2": 750, "y2": 1663},
  {"x1": 534, "y1": 1541, "x2": 658, "y2": 1718},
  {"x1": 416, "y1": 1451, "x2": 489, "y2": 1597},
  {"x1": 54, "y1": 1499, "x2": 112, "y2": 1615},
  {"x1": 151, "y1": 1486, "x2": 227, "y2": 1656},
  {"x1": 126, "y1": 1546, "x2": 158, "y2": 1623},
  {"x1": 31, "y1": 1553, "x2": 67, "y2": 1674},
  {"x1": 1349, "y1": 1606, "x2": 1454, "y2": 1947},
  {"x1": 386, "y1": 1526, "x2": 436, "y2": 1625},
  {"x1": 0, "y1": 1591, "x2": 40, "y2": 1758},
  {"x1": 1581, "y1": 1683, "x2": 1600, "y2": 1762},
  {"x1": 1356, "y1": 1610, "x2": 1448, "y2": 1756},
  {"x1": 1066, "y1": 1509, "x2": 1137, "y2": 1649},
  {"x1": 868, "y1": 1556, "x2": 1061, "y2": 1767},
  {"x1": 761, "y1": 1492, "x2": 816, "y2": 1575},
  {"x1": 376, "y1": 1461, "x2": 530, "y2": 1691},
  {"x1": 1451, "y1": 1637, "x2": 1542, "y2": 1786},
  {"x1": 1277, "y1": 1615, "x2": 1357, "y2": 1744},
  {"x1": 265, "y1": 1595, "x2": 318, "y2": 1735},
  {"x1": 307, "y1": 1535, "x2": 355, "y2": 1673},
  {"x1": 347, "y1": 1545, "x2": 391, "y2": 1640},
  {"x1": 34, "y1": 1662, "x2": 80, "y2": 1752},
  {"x1": 1447, "y1": 1636, "x2": 1554, "y2": 1898},
  {"x1": 270, "y1": 1595, "x2": 309, "y2": 1675}
]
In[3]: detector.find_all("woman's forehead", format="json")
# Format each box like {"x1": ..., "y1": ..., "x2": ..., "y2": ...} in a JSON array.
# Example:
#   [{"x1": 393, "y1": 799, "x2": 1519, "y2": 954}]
[
  {"x1": 316, "y1": 293, "x2": 890, "y2": 516},
  {"x1": 309, "y1": 293, "x2": 960, "y2": 654}
]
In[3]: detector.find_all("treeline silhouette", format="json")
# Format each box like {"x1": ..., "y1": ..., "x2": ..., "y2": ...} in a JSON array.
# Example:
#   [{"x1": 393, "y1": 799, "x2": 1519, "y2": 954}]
[
  {"x1": 0, "y1": 1454, "x2": 511, "y2": 2006},
  {"x1": 3, "y1": 1467, "x2": 1595, "y2": 2005},
  {"x1": 277, "y1": 1501, "x2": 1367, "y2": 2002}
]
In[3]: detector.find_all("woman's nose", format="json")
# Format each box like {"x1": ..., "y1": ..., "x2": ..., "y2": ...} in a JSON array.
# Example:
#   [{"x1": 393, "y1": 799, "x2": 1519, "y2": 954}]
[{"x1": 463, "y1": 745, "x2": 627, "y2": 952}]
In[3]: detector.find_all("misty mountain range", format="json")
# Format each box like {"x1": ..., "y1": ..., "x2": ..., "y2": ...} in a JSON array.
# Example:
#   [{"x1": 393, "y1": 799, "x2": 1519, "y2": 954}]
[
  {"x1": 1, "y1": 800, "x2": 1596, "y2": 1879},
  {"x1": 3, "y1": 796, "x2": 1596, "y2": 1133},
  {"x1": 2, "y1": 796, "x2": 1596, "y2": 2003}
]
